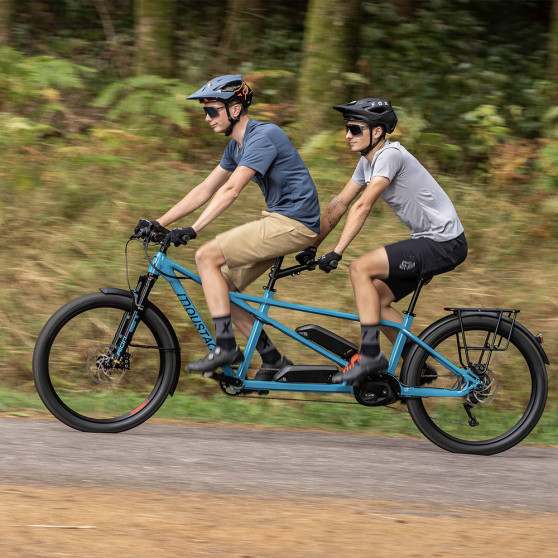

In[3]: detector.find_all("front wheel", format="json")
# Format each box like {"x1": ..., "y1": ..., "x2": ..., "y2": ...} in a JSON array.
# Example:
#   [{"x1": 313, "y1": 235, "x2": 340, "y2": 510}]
[
  {"x1": 33, "y1": 293, "x2": 180, "y2": 433},
  {"x1": 402, "y1": 314, "x2": 548, "y2": 455}
]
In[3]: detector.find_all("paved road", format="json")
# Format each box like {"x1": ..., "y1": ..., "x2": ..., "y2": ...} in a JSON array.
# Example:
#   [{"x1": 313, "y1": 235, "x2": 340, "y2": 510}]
[{"x1": 1, "y1": 418, "x2": 556, "y2": 512}]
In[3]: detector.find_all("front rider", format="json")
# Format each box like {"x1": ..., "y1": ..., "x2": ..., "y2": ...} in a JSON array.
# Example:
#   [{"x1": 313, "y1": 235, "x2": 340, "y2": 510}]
[
  {"x1": 135, "y1": 75, "x2": 320, "y2": 377},
  {"x1": 298, "y1": 98, "x2": 467, "y2": 386}
]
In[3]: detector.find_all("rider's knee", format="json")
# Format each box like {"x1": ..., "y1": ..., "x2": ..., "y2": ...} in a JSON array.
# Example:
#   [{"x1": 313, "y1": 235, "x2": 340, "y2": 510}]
[
  {"x1": 194, "y1": 242, "x2": 211, "y2": 268},
  {"x1": 349, "y1": 255, "x2": 376, "y2": 279},
  {"x1": 195, "y1": 240, "x2": 224, "y2": 270},
  {"x1": 348, "y1": 257, "x2": 365, "y2": 278}
]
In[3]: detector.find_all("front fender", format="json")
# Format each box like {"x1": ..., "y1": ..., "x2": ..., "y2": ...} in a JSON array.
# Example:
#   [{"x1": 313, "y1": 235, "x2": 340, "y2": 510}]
[{"x1": 99, "y1": 288, "x2": 182, "y2": 395}]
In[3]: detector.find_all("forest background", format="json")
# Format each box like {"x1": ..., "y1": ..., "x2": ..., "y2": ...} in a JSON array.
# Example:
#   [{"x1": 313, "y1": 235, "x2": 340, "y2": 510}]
[{"x1": 0, "y1": 0, "x2": 556, "y2": 443}]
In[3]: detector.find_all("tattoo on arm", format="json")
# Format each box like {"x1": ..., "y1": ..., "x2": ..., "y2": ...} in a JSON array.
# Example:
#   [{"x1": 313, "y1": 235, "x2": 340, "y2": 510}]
[{"x1": 326, "y1": 196, "x2": 340, "y2": 230}]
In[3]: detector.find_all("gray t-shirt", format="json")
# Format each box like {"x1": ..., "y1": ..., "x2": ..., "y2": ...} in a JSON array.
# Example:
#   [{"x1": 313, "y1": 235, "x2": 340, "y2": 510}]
[{"x1": 351, "y1": 141, "x2": 464, "y2": 241}]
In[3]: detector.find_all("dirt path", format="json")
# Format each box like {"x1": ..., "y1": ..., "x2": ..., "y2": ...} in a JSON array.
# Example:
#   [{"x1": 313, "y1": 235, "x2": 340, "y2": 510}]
[
  {"x1": 2, "y1": 417, "x2": 557, "y2": 556},
  {"x1": 1, "y1": 486, "x2": 556, "y2": 557}
]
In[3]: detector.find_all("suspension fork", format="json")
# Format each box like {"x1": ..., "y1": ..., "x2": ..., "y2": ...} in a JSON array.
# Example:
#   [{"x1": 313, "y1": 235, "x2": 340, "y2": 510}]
[{"x1": 110, "y1": 273, "x2": 159, "y2": 364}]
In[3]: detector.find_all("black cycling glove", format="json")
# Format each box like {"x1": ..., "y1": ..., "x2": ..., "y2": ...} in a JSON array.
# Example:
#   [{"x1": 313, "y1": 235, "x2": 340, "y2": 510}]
[
  {"x1": 134, "y1": 219, "x2": 167, "y2": 239},
  {"x1": 162, "y1": 226, "x2": 197, "y2": 249},
  {"x1": 317, "y1": 251, "x2": 342, "y2": 273},
  {"x1": 295, "y1": 246, "x2": 317, "y2": 265}
]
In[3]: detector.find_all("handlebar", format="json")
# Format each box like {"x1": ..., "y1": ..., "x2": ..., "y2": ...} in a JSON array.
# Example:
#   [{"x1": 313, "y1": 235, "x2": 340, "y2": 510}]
[
  {"x1": 130, "y1": 230, "x2": 168, "y2": 243},
  {"x1": 274, "y1": 259, "x2": 317, "y2": 279}
]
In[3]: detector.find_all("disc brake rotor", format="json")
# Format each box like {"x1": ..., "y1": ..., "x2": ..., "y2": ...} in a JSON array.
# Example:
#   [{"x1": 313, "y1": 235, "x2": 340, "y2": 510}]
[
  {"x1": 86, "y1": 345, "x2": 128, "y2": 384},
  {"x1": 463, "y1": 368, "x2": 498, "y2": 407}
]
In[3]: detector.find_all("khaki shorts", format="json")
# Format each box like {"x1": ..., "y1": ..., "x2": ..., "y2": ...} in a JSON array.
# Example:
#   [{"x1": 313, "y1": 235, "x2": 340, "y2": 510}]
[{"x1": 216, "y1": 211, "x2": 318, "y2": 291}]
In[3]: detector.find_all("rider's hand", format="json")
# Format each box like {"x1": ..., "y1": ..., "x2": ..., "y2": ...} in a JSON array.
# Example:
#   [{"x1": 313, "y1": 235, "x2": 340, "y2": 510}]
[
  {"x1": 133, "y1": 219, "x2": 167, "y2": 239},
  {"x1": 295, "y1": 246, "x2": 317, "y2": 265},
  {"x1": 317, "y1": 251, "x2": 342, "y2": 273},
  {"x1": 162, "y1": 226, "x2": 197, "y2": 249}
]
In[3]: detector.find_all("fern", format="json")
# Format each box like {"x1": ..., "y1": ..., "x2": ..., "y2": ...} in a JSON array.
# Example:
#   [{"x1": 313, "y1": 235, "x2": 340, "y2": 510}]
[
  {"x1": 92, "y1": 75, "x2": 194, "y2": 135},
  {"x1": 0, "y1": 46, "x2": 94, "y2": 123}
]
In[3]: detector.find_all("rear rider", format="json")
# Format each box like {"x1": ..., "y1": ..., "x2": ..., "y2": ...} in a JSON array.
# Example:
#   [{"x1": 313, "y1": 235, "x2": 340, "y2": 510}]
[{"x1": 298, "y1": 98, "x2": 467, "y2": 386}]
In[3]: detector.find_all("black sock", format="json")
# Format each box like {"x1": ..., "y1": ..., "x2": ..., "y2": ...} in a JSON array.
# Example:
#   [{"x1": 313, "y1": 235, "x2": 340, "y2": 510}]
[
  {"x1": 213, "y1": 315, "x2": 236, "y2": 351},
  {"x1": 360, "y1": 324, "x2": 380, "y2": 358},
  {"x1": 256, "y1": 329, "x2": 281, "y2": 364}
]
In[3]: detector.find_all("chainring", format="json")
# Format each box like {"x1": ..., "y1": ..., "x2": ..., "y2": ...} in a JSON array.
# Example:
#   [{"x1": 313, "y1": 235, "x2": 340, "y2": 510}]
[{"x1": 353, "y1": 374, "x2": 401, "y2": 407}]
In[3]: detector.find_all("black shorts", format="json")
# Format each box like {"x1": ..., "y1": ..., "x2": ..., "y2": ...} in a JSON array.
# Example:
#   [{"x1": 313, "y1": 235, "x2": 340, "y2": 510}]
[{"x1": 380, "y1": 232, "x2": 467, "y2": 301}]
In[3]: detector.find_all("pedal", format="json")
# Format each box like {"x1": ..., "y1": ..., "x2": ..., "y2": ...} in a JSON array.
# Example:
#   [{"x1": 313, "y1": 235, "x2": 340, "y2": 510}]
[
  {"x1": 273, "y1": 365, "x2": 338, "y2": 384},
  {"x1": 295, "y1": 324, "x2": 358, "y2": 359}
]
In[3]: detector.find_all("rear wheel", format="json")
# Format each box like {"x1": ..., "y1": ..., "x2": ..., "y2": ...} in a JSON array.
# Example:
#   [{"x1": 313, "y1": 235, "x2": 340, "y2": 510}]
[
  {"x1": 402, "y1": 314, "x2": 547, "y2": 455},
  {"x1": 33, "y1": 293, "x2": 180, "y2": 432}
]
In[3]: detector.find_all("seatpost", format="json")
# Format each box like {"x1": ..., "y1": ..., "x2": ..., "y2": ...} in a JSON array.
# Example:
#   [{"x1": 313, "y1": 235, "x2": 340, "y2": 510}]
[
  {"x1": 264, "y1": 256, "x2": 285, "y2": 291},
  {"x1": 404, "y1": 277, "x2": 427, "y2": 316}
]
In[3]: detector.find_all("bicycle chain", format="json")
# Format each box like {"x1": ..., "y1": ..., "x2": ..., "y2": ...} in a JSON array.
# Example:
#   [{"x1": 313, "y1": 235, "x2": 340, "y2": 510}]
[
  {"x1": 218, "y1": 366, "x2": 470, "y2": 423},
  {"x1": 221, "y1": 365, "x2": 409, "y2": 412}
]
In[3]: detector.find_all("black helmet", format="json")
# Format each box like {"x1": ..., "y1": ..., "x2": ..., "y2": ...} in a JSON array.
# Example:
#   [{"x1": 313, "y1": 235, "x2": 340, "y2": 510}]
[
  {"x1": 187, "y1": 74, "x2": 253, "y2": 108},
  {"x1": 333, "y1": 98, "x2": 397, "y2": 134}
]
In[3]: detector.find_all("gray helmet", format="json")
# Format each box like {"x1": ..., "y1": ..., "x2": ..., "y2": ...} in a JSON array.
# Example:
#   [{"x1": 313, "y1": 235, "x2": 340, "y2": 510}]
[
  {"x1": 187, "y1": 74, "x2": 253, "y2": 108},
  {"x1": 333, "y1": 98, "x2": 397, "y2": 134}
]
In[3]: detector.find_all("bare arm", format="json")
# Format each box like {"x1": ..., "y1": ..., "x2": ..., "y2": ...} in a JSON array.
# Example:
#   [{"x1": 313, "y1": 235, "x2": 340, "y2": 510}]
[
  {"x1": 191, "y1": 165, "x2": 257, "y2": 233},
  {"x1": 156, "y1": 165, "x2": 232, "y2": 227},
  {"x1": 333, "y1": 176, "x2": 390, "y2": 255},
  {"x1": 312, "y1": 179, "x2": 364, "y2": 248}
]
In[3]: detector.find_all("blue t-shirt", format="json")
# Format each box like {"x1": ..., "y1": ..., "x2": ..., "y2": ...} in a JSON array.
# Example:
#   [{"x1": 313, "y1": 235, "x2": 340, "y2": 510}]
[{"x1": 219, "y1": 120, "x2": 321, "y2": 233}]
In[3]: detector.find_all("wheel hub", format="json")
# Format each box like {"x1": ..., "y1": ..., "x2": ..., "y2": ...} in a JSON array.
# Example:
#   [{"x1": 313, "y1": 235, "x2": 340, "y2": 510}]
[
  {"x1": 464, "y1": 367, "x2": 498, "y2": 407},
  {"x1": 86, "y1": 345, "x2": 129, "y2": 384}
]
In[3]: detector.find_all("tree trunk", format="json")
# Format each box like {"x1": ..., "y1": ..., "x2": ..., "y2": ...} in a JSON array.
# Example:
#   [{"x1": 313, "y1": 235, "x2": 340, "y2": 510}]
[
  {"x1": 549, "y1": 0, "x2": 558, "y2": 103},
  {"x1": 134, "y1": 0, "x2": 176, "y2": 77},
  {"x1": 219, "y1": 0, "x2": 261, "y2": 66},
  {"x1": 0, "y1": 0, "x2": 12, "y2": 44},
  {"x1": 297, "y1": 0, "x2": 361, "y2": 131},
  {"x1": 392, "y1": 0, "x2": 414, "y2": 18}
]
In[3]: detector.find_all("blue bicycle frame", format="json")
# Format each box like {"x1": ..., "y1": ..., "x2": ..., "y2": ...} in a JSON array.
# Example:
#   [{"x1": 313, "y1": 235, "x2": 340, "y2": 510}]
[{"x1": 148, "y1": 250, "x2": 482, "y2": 398}]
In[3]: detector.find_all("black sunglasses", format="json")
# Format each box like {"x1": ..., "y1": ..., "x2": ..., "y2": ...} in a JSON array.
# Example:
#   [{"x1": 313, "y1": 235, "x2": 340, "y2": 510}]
[
  {"x1": 204, "y1": 105, "x2": 227, "y2": 118},
  {"x1": 345, "y1": 124, "x2": 369, "y2": 136}
]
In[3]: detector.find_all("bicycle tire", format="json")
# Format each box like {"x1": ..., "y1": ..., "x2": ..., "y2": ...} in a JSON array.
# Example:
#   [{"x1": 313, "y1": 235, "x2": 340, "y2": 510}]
[
  {"x1": 401, "y1": 314, "x2": 548, "y2": 455},
  {"x1": 33, "y1": 292, "x2": 180, "y2": 433}
]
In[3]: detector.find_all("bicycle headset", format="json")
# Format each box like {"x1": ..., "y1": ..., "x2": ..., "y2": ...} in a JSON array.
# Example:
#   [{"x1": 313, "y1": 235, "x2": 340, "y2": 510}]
[
  {"x1": 333, "y1": 98, "x2": 398, "y2": 156},
  {"x1": 187, "y1": 74, "x2": 253, "y2": 136}
]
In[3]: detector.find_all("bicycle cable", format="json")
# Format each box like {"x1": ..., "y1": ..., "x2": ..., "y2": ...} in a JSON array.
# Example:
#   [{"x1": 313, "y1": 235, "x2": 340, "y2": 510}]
[
  {"x1": 125, "y1": 238, "x2": 190, "y2": 286},
  {"x1": 142, "y1": 239, "x2": 192, "y2": 281}
]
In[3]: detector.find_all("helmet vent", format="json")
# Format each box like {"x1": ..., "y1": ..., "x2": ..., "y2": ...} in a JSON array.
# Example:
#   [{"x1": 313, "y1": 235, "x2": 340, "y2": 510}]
[{"x1": 218, "y1": 81, "x2": 243, "y2": 92}]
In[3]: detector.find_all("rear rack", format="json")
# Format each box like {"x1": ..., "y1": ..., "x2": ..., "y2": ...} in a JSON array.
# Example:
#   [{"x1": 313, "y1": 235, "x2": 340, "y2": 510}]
[{"x1": 445, "y1": 308, "x2": 519, "y2": 370}]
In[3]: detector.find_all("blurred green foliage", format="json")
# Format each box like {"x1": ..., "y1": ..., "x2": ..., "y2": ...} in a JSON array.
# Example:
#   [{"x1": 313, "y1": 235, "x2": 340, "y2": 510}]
[{"x1": 92, "y1": 75, "x2": 194, "y2": 138}]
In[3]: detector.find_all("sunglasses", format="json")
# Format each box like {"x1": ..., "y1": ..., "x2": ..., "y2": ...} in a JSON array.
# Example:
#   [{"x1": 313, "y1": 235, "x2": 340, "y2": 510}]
[
  {"x1": 345, "y1": 124, "x2": 369, "y2": 136},
  {"x1": 204, "y1": 105, "x2": 227, "y2": 118}
]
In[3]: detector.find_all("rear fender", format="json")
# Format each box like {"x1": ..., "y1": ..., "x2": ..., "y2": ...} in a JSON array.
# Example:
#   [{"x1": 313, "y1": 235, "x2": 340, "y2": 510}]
[
  {"x1": 454, "y1": 311, "x2": 549, "y2": 365},
  {"x1": 400, "y1": 311, "x2": 549, "y2": 385}
]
